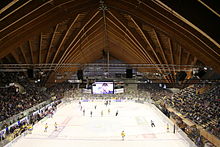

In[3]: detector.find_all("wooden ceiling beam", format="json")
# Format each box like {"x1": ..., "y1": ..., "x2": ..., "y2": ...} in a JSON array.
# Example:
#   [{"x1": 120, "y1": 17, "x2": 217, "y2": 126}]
[
  {"x1": 66, "y1": 32, "x2": 104, "y2": 64},
  {"x1": 72, "y1": 41, "x2": 103, "y2": 63},
  {"x1": 152, "y1": 28, "x2": 173, "y2": 82},
  {"x1": 152, "y1": 29, "x2": 167, "y2": 64},
  {"x1": 106, "y1": 0, "x2": 220, "y2": 72},
  {"x1": 60, "y1": 16, "x2": 103, "y2": 65},
  {"x1": 28, "y1": 40, "x2": 34, "y2": 64},
  {"x1": 140, "y1": 0, "x2": 220, "y2": 59},
  {"x1": 64, "y1": 28, "x2": 104, "y2": 62},
  {"x1": 19, "y1": 46, "x2": 28, "y2": 64},
  {"x1": 178, "y1": 45, "x2": 182, "y2": 71},
  {"x1": 108, "y1": 37, "x2": 141, "y2": 63},
  {"x1": 107, "y1": 25, "x2": 147, "y2": 63},
  {"x1": 45, "y1": 24, "x2": 59, "y2": 63},
  {"x1": 11, "y1": 51, "x2": 20, "y2": 64},
  {"x1": 185, "y1": 52, "x2": 190, "y2": 65},
  {"x1": 58, "y1": 39, "x2": 104, "y2": 73},
  {"x1": 108, "y1": 11, "x2": 152, "y2": 63},
  {"x1": 58, "y1": 26, "x2": 104, "y2": 72},
  {"x1": 168, "y1": 38, "x2": 176, "y2": 80},
  {"x1": 130, "y1": 17, "x2": 161, "y2": 64},
  {"x1": 39, "y1": 33, "x2": 43, "y2": 64},
  {"x1": 50, "y1": 14, "x2": 80, "y2": 65},
  {"x1": 108, "y1": 42, "x2": 134, "y2": 63},
  {"x1": 130, "y1": 16, "x2": 170, "y2": 83},
  {"x1": 0, "y1": 1, "x2": 53, "y2": 33},
  {"x1": 107, "y1": 31, "x2": 141, "y2": 62},
  {"x1": 57, "y1": 16, "x2": 103, "y2": 71},
  {"x1": 0, "y1": 1, "x2": 98, "y2": 59},
  {"x1": 55, "y1": 10, "x2": 101, "y2": 70}
]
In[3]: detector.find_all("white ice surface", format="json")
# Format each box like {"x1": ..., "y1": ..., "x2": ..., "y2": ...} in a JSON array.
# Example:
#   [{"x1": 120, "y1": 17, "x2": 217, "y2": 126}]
[{"x1": 9, "y1": 100, "x2": 193, "y2": 147}]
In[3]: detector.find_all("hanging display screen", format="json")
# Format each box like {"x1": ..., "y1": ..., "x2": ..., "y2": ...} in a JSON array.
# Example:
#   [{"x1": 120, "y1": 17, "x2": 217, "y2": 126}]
[{"x1": 92, "y1": 82, "x2": 114, "y2": 94}]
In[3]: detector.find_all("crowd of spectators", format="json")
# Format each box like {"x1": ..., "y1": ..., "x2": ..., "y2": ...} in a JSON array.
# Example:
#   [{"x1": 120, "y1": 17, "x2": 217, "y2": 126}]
[
  {"x1": 0, "y1": 100, "x2": 61, "y2": 146},
  {"x1": 138, "y1": 83, "x2": 172, "y2": 102},
  {"x1": 165, "y1": 83, "x2": 220, "y2": 139},
  {"x1": 138, "y1": 82, "x2": 219, "y2": 146},
  {"x1": 1, "y1": 71, "x2": 219, "y2": 146},
  {"x1": 0, "y1": 72, "x2": 73, "y2": 123}
]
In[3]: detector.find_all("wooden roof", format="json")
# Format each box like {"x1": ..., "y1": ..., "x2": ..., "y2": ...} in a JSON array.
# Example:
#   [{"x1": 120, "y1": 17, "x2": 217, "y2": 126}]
[{"x1": 0, "y1": 0, "x2": 219, "y2": 84}]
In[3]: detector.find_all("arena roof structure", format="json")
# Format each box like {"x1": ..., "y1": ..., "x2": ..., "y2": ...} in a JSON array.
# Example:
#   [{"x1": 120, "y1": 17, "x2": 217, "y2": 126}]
[{"x1": 0, "y1": 0, "x2": 219, "y2": 84}]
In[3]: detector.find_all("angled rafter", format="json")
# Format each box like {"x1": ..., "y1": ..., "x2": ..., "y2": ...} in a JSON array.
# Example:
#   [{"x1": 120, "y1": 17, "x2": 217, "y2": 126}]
[
  {"x1": 45, "y1": 24, "x2": 59, "y2": 63},
  {"x1": 178, "y1": 45, "x2": 182, "y2": 71},
  {"x1": 107, "y1": 28, "x2": 145, "y2": 63},
  {"x1": 168, "y1": 38, "x2": 176, "y2": 81},
  {"x1": 0, "y1": 1, "x2": 99, "y2": 59},
  {"x1": 152, "y1": 29, "x2": 172, "y2": 82},
  {"x1": 0, "y1": 0, "x2": 53, "y2": 32},
  {"x1": 107, "y1": 17, "x2": 146, "y2": 62},
  {"x1": 152, "y1": 29, "x2": 167, "y2": 64},
  {"x1": 56, "y1": 11, "x2": 99, "y2": 69},
  {"x1": 61, "y1": 16, "x2": 103, "y2": 64},
  {"x1": 50, "y1": 14, "x2": 80, "y2": 65},
  {"x1": 11, "y1": 51, "x2": 20, "y2": 64},
  {"x1": 20, "y1": 46, "x2": 28, "y2": 64},
  {"x1": 129, "y1": 16, "x2": 170, "y2": 82},
  {"x1": 192, "y1": 56, "x2": 197, "y2": 65},
  {"x1": 0, "y1": 0, "x2": 32, "y2": 21},
  {"x1": 186, "y1": 56, "x2": 198, "y2": 79},
  {"x1": 28, "y1": 40, "x2": 34, "y2": 64},
  {"x1": 185, "y1": 52, "x2": 192, "y2": 79},
  {"x1": 185, "y1": 52, "x2": 190, "y2": 65},
  {"x1": 65, "y1": 27, "x2": 104, "y2": 61},
  {"x1": 130, "y1": 17, "x2": 161, "y2": 64},
  {"x1": 108, "y1": 12, "x2": 168, "y2": 75},
  {"x1": 106, "y1": 0, "x2": 220, "y2": 73},
  {"x1": 39, "y1": 32, "x2": 43, "y2": 64},
  {"x1": 60, "y1": 28, "x2": 104, "y2": 72},
  {"x1": 5, "y1": 56, "x2": 12, "y2": 63},
  {"x1": 108, "y1": 32, "x2": 144, "y2": 63},
  {"x1": 108, "y1": 11, "x2": 152, "y2": 63},
  {"x1": 70, "y1": 40, "x2": 103, "y2": 64},
  {"x1": 55, "y1": 11, "x2": 100, "y2": 69}
]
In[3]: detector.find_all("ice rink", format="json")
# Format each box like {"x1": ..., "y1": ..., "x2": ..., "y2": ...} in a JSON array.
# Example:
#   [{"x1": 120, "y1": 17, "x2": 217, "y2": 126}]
[{"x1": 9, "y1": 100, "x2": 195, "y2": 147}]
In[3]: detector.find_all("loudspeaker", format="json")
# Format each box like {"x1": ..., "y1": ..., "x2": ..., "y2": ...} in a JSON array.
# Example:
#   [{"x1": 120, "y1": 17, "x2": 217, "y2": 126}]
[
  {"x1": 126, "y1": 69, "x2": 132, "y2": 78},
  {"x1": 77, "y1": 70, "x2": 83, "y2": 80},
  {"x1": 27, "y1": 69, "x2": 34, "y2": 78},
  {"x1": 196, "y1": 70, "x2": 206, "y2": 79},
  {"x1": 176, "y1": 71, "x2": 187, "y2": 82}
]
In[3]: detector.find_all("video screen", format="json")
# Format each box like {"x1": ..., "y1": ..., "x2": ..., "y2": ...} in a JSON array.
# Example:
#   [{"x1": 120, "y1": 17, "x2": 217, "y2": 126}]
[{"x1": 92, "y1": 82, "x2": 114, "y2": 94}]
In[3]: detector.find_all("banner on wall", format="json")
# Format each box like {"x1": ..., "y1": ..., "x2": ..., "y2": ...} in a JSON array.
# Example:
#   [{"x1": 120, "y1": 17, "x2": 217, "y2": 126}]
[
  {"x1": 82, "y1": 88, "x2": 92, "y2": 94},
  {"x1": 114, "y1": 88, "x2": 124, "y2": 94}
]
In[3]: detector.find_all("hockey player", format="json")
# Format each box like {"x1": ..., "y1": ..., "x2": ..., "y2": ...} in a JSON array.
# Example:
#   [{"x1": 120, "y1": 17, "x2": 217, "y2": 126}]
[
  {"x1": 151, "y1": 120, "x2": 155, "y2": 127},
  {"x1": 28, "y1": 124, "x2": 33, "y2": 134},
  {"x1": 55, "y1": 122, "x2": 58, "y2": 131},
  {"x1": 83, "y1": 109, "x2": 85, "y2": 116},
  {"x1": 166, "y1": 124, "x2": 169, "y2": 132},
  {"x1": 115, "y1": 110, "x2": 118, "y2": 116},
  {"x1": 121, "y1": 130, "x2": 125, "y2": 141},
  {"x1": 108, "y1": 108, "x2": 110, "y2": 114},
  {"x1": 94, "y1": 105, "x2": 97, "y2": 109},
  {"x1": 90, "y1": 111, "x2": 93, "y2": 117},
  {"x1": 44, "y1": 123, "x2": 48, "y2": 132},
  {"x1": 101, "y1": 110, "x2": 103, "y2": 117}
]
